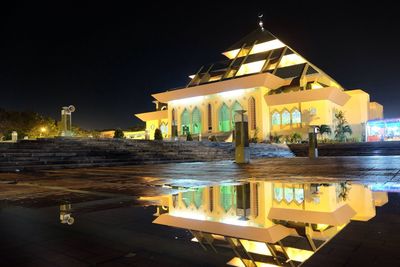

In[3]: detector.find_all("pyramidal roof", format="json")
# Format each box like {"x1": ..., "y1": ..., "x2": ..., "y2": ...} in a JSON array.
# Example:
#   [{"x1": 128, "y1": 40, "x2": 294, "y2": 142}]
[
  {"x1": 186, "y1": 28, "x2": 342, "y2": 91},
  {"x1": 226, "y1": 28, "x2": 277, "y2": 51}
]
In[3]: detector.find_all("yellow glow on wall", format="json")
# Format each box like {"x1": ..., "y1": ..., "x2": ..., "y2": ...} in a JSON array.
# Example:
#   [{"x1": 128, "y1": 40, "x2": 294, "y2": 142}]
[
  {"x1": 278, "y1": 54, "x2": 306, "y2": 68},
  {"x1": 169, "y1": 210, "x2": 207, "y2": 220},
  {"x1": 170, "y1": 96, "x2": 204, "y2": 105},
  {"x1": 209, "y1": 75, "x2": 222, "y2": 82},
  {"x1": 311, "y1": 82, "x2": 324, "y2": 89},
  {"x1": 227, "y1": 257, "x2": 279, "y2": 267},
  {"x1": 250, "y1": 39, "x2": 285, "y2": 55},
  {"x1": 236, "y1": 60, "x2": 266, "y2": 76},
  {"x1": 218, "y1": 89, "x2": 245, "y2": 98}
]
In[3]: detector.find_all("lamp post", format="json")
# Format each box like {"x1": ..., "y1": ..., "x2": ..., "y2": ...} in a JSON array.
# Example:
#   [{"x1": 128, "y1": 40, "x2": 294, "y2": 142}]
[
  {"x1": 309, "y1": 125, "x2": 318, "y2": 158},
  {"x1": 234, "y1": 110, "x2": 250, "y2": 164},
  {"x1": 40, "y1": 127, "x2": 47, "y2": 137}
]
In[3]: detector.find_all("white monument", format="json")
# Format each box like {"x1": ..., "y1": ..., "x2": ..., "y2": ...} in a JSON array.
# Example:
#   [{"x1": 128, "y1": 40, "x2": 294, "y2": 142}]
[{"x1": 61, "y1": 105, "x2": 75, "y2": 137}]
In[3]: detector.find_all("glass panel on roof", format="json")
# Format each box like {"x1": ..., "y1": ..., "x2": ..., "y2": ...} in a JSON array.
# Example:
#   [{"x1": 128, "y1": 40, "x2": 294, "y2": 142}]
[
  {"x1": 244, "y1": 51, "x2": 270, "y2": 64},
  {"x1": 236, "y1": 60, "x2": 265, "y2": 76},
  {"x1": 250, "y1": 39, "x2": 285, "y2": 55},
  {"x1": 275, "y1": 63, "x2": 307, "y2": 79},
  {"x1": 278, "y1": 54, "x2": 306, "y2": 68}
]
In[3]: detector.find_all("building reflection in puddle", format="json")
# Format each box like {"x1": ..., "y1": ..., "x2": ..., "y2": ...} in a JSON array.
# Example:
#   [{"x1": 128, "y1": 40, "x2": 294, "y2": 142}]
[{"x1": 142, "y1": 181, "x2": 388, "y2": 267}]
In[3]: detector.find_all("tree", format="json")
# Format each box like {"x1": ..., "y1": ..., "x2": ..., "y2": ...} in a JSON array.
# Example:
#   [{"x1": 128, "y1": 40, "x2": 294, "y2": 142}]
[
  {"x1": 113, "y1": 128, "x2": 124, "y2": 139},
  {"x1": 317, "y1": 124, "x2": 332, "y2": 140},
  {"x1": 154, "y1": 128, "x2": 163, "y2": 140},
  {"x1": 334, "y1": 111, "x2": 352, "y2": 142}
]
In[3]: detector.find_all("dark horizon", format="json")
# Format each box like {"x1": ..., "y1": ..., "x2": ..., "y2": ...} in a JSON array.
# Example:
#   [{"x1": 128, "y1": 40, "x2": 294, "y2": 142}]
[{"x1": 1, "y1": 2, "x2": 399, "y2": 130}]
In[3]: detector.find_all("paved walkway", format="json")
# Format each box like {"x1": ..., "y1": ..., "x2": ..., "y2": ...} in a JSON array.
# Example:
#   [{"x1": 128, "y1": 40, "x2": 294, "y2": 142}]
[{"x1": 1, "y1": 156, "x2": 400, "y2": 207}]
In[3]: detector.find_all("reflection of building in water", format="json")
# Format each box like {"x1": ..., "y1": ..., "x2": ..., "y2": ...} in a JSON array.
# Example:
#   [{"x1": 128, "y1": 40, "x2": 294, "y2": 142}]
[
  {"x1": 145, "y1": 181, "x2": 387, "y2": 267},
  {"x1": 60, "y1": 203, "x2": 75, "y2": 225}
]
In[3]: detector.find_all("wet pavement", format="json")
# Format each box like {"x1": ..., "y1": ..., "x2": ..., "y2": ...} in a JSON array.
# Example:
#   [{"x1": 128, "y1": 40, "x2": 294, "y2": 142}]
[{"x1": 1, "y1": 156, "x2": 400, "y2": 266}]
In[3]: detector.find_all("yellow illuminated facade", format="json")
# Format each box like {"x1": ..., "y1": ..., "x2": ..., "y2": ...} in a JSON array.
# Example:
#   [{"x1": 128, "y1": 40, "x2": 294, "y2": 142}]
[
  {"x1": 135, "y1": 28, "x2": 383, "y2": 141},
  {"x1": 144, "y1": 181, "x2": 387, "y2": 266}
]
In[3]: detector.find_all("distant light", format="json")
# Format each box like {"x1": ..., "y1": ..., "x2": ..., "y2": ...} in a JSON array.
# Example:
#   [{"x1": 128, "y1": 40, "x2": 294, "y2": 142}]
[{"x1": 40, "y1": 127, "x2": 47, "y2": 133}]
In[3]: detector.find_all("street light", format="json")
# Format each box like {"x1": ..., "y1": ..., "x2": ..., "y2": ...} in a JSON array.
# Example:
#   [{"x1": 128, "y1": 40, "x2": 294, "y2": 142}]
[{"x1": 40, "y1": 127, "x2": 47, "y2": 137}]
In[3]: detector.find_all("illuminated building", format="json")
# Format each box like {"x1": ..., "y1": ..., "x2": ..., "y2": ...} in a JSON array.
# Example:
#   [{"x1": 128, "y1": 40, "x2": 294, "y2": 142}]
[
  {"x1": 135, "y1": 27, "x2": 383, "y2": 141},
  {"x1": 366, "y1": 118, "x2": 400, "y2": 142},
  {"x1": 143, "y1": 181, "x2": 387, "y2": 266}
]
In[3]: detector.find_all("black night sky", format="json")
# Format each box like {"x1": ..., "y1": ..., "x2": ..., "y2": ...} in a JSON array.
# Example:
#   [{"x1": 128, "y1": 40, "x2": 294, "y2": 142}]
[{"x1": 1, "y1": 2, "x2": 399, "y2": 130}]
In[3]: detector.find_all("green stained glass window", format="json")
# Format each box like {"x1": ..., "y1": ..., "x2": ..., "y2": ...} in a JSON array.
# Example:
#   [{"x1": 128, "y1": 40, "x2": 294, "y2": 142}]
[
  {"x1": 181, "y1": 109, "x2": 190, "y2": 134},
  {"x1": 193, "y1": 188, "x2": 204, "y2": 209},
  {"x1": 181, "y1": 191, "x2": 192, "y2": 207},
  {"x1": 219, "y1": 103, "x2": 230, "y2": 132},
  {"x1": 284, "y1": 187, "x2": 294, "y2": 203},
  {"x1": 292, "y1": 109, "x2": 301, "y2": 123},
  {"x1": 294, "y1": 188, "x2": 304, "y2": 204},
  {"x1": 274, "y1": 187, "x2": 283, "y2": 202},
  {"x1": 282, "y1": 110, "x2": 290, "y2": 125},
  {"x1": 272, "y1": 112, "x2": 280, "y2": 125},
  {"x1": 220, "y1": 185, "x2": 236, "y2": 212},
  {"x1": 192, "y1": 107, "x2": 202, "y2": 134}
]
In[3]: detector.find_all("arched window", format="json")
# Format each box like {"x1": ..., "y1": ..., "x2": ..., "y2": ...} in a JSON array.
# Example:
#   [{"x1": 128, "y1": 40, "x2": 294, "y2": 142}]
[
  {"x1": 272, "y1": 111, "x2": 280, "y2": 125},
  {"x1": 292, "y1": 109, "x2": 301, "y2": 124},
  {"x1": 219, "y1": 103, "x2": 230, "y2": 132},
  {"x1": 220, "y1": 185, "x2": 236, "y2": 212},
  {"x1": 282, "y1": 110, "x2": 291, "y2": 125},
  {"x1": 248, "y1": 97, "x2": 256, "y2": 130},
  {"x1": 207, "y1": 103, "x2": 212, "y2": 131},
  {"x1": 160, "y1": 122, "x2": 168, "y2": 136},
  {"x1": 193, "y1": 188, "x2": 204, "y2": 209},
  {"x1": 192, "y1": 107, "x2": 202, "y2": 134},
  {"x1": 181, "y1": 108, "x2": 190, "y2": 134},
  {"x1": 171, "y1": 108, "x2": 176, "y2": 125},
  {"x1": 231, "y1": 101, "x2": 243, "y2": 127}
]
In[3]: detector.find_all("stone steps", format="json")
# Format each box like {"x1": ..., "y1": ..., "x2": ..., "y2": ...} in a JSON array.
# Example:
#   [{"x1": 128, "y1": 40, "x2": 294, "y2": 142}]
[{"x1": 0, "y1": 138, "x2": 293, "y2": 172}]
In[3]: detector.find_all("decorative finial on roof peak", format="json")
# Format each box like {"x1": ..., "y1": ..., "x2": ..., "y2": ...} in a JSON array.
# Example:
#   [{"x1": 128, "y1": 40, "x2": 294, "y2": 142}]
[{"x1": 258, "y1": 13, "x2": 264, "y2": 31}]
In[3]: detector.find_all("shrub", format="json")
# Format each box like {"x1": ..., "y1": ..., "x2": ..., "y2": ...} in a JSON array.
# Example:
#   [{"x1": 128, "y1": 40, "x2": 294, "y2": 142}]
[
  {"x1": 249, "y1": 127, "x2": 259, "y2": 143},
  {"x1": 270, "y1": 132, "x2": 283, "y2": 143},
  {"x1": 154, "y1": 128, "x2": 163, "y2": 141},
  {"x1": 186, "y1": 132, "x2": 193, "y2": 141},
  {"x1": 290, "y1": 132, "x2": 302, "y2": 143},
  {"x1": 208, "y1": 135, "x2": 217, "y2": 142},
  {"x1": 113, "y1": 128, "x2": 124, "y2": 139}
]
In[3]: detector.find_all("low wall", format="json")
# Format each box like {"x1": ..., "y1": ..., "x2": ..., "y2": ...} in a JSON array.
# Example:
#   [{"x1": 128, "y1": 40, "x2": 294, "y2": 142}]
[{"x1": 289, "y1": 141, "x2": 400, "y2": 156}]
